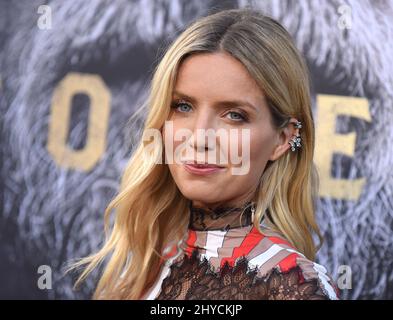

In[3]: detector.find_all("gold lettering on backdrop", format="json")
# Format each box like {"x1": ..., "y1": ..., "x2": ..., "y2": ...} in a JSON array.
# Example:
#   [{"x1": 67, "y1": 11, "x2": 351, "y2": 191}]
[
  {"x1": 315, "y1": 94, "x2": 371, "y2": 200},
  {"x1": 48, "y1": 72, "x2": 111, "y2": 171}
]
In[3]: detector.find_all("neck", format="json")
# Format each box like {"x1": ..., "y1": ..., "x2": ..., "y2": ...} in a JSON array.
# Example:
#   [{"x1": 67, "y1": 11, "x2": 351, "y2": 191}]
[{"x1": 188, "y1": 200, "x2": 255, "y2": 231}]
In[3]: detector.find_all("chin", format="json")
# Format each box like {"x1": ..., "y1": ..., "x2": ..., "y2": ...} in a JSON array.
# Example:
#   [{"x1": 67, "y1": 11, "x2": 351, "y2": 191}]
[{"x1": 178, "y1": 186, "x2": 220, "y2": 203}]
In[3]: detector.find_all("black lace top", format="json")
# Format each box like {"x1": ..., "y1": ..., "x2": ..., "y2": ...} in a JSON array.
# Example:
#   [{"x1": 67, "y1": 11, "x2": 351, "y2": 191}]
[{"x1": 142, "y1": 201, "x2": 340, "y2": 300}]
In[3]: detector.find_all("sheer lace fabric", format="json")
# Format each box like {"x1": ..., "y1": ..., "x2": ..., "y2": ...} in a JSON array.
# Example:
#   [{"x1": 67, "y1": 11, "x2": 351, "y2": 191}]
[
  {"x1": 156, "y1": 249, "x2": 330, "y2": 300},
  {"x1": 188, "y1": 201, "x2": 255, "y2": 231}
]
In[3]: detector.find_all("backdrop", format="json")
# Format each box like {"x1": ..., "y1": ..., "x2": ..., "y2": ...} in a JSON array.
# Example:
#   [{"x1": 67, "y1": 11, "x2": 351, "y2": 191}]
[{"x1": 1, "y1": 0, "x2": 392, "y2": 299}]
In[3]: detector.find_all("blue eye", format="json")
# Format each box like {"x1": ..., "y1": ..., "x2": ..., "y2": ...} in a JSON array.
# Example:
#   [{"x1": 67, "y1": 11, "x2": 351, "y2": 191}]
[
  {"x1": 227, "y1": 111, "x2": 247, "y2": 122},
  {"x1": 171, "y1": 101, "x2": 192, "y2": 113}
]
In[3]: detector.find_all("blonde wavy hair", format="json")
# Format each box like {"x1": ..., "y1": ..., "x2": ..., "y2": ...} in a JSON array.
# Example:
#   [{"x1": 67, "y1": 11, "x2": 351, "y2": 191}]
[{"x1": 69, "y1": 8, "x2": 323, "y2": 300}]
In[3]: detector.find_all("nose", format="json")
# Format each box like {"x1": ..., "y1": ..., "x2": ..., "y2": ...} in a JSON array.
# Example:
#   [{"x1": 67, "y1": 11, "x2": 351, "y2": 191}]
[{"x1": 188, "y1": 109, "x2": 217, "y2": 152}]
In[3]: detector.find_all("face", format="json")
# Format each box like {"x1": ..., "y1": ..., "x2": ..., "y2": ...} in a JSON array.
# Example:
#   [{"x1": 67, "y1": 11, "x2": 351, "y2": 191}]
[{"x1": 164, "y1": 51, "x2": 297, "y2": 208}]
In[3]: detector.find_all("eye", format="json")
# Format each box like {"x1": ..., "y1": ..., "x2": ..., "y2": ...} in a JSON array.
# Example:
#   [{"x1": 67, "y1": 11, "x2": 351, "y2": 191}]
[
  {"x1": 171, "y1": 100, "x2": 192, "y2": 113},
  {"x1": 226, "y1": 111, "x2": 248, "y2": 122}
]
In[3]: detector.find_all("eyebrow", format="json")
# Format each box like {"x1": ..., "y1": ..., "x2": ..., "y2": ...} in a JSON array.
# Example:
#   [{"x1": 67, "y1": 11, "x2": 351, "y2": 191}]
[{"x1": 173, "y1": 90, "x2": 259, "y2": 112}]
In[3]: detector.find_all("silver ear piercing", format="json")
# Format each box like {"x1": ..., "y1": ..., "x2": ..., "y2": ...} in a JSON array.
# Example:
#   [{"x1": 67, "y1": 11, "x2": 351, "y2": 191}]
[
  {"x1": 289, "y1": 120, "x2": 302, "y2": 152},
  {"x1": 293, "y1": 120, "x2": 302, "y2": 129}
]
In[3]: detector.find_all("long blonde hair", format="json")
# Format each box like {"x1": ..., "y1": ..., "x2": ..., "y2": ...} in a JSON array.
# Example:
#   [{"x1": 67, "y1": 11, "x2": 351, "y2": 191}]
[{"x1": 69, "y1": 8, "x2": 323, "y2": 300}]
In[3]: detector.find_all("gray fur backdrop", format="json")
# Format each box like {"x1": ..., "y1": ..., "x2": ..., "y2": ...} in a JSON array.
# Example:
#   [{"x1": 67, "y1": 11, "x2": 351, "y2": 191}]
[{"x1": 0, "y1": 0, "x2": 392, "y2": 299}]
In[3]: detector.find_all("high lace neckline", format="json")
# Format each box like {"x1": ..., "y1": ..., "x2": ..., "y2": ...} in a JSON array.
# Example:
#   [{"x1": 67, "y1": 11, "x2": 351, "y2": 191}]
[{"x1": 187, "y1": 200, "x2": 256, "y2": 231}]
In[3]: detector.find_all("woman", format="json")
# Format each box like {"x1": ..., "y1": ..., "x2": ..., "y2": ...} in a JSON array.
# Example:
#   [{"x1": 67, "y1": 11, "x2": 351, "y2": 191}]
[{"x1": 71, "y1": 8, "x2": 340, "y2": 300}]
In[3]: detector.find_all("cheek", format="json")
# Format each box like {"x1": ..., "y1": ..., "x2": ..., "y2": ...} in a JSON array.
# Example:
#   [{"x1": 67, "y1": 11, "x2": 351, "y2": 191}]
[
  {"x1": 228, "y1": 127, "x2": 274, "y2": 169},
  {"x1": 163, "y1": 119, "x2": 189, "y2": 163},
  {"x1": 249, "y1": 132, "x2": 273, "y2": 165}
]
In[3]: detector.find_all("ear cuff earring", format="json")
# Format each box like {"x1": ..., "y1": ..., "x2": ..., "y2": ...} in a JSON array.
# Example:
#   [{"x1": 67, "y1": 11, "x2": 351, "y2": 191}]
[{"x1": 289, "y1": 120, "x2": 302, "y2": 152}]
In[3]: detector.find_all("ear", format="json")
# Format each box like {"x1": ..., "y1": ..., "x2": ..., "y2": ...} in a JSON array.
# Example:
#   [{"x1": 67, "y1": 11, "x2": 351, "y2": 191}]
[{"x1": 268, "y1": 117, "x2": 301, "y2": 161}]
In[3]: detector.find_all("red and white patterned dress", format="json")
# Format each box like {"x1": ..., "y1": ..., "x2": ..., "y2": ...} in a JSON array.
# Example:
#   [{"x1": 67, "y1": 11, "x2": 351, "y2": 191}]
[{"x1": 141, "y1": 202, "x2": 340, "y2": 300}]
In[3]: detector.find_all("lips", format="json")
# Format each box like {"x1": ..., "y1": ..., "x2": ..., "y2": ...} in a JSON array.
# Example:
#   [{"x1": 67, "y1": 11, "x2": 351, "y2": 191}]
[
  {"x1": 185, "y1": 163, "x2": 224, "y2": 168},
  {"x1": 182, "y1": 162, "x2": 226, "y2": 175}
]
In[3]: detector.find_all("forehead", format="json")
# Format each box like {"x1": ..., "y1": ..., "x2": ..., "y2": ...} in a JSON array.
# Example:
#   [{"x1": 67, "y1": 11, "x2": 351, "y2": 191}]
[{"x1": 174, "y1": 52, "x2": 265, "y2": 105}]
